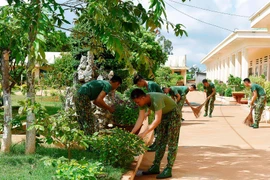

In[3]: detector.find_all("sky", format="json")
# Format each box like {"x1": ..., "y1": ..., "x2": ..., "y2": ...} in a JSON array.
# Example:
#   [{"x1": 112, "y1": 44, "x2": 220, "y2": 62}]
[{"x1": 1, "y1": 0, "x2": 269, "y2": 71}]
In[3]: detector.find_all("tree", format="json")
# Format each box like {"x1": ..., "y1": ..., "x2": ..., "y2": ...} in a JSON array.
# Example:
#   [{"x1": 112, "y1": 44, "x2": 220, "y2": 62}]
[
  {"x1": 7, "y1": 0, "x2": 68, "y2": 154},
  {"x1": 44, "y1": 31, "x2": 71, "y2": 52},
  {"x1": 157, "y1": 35, "x2": 173, "y2": 55},
  {"x1": 43, "y1": 53, "x2": 79, "y2": 88},
  {"x1": 70, "y1": 0, "x2": 187, "y2": 66},
  {"x1": 155, "y1": 67, "x2": 183, "y2": 87},
  {"x1": 0, "y1": 5, "x2": 28, "y2": 152}
]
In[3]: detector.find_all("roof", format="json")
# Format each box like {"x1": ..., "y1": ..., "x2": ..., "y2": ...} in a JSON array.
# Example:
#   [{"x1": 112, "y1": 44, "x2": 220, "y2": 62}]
[
  {"x1": 201, "y1": 30, "x2": 270, "y2": 64},
  {"x1": 250, "y1": 2, "x2": 270, "y2": 28},
  {"x1": 164, "y1": 55, "x2": 189, "y2": 70}
]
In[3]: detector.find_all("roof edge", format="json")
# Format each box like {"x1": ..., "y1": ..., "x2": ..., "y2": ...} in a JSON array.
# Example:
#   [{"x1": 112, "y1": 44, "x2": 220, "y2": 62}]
[{"x1": 250, "y1": 2, "x2": 270, "y2": 21}]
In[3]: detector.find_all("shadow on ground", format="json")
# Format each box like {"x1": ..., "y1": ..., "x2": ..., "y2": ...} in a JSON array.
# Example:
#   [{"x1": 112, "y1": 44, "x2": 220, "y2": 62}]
[{"x1": 135, "y1": 146, "x2": 270, "y2": 180}]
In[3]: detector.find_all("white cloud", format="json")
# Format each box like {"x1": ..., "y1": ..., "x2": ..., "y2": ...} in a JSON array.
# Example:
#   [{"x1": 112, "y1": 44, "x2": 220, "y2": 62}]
[
  {"x1": 160, "y1": 0, "x2": 269, "y2": 70},
  {"x1": 0, "y1": 0, "x2": 8, "y2": 6}
]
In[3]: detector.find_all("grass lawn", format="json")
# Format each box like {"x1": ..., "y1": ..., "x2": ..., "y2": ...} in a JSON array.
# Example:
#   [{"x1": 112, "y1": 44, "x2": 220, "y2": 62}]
[
  {"x1": 0, "y1": 143, "x2": 124, "y2": 180},
  {"x1": 1, "y1": 95, "x2": 62, "y2": 121}
]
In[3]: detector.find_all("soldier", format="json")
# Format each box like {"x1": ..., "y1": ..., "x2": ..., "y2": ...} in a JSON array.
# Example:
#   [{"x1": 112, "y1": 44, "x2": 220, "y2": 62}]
[
  {"x1": 74, "y1": 75, "x2": 122, "y2": 135},
  {"x1": 133, "y1": 74, "x2": 163, "y2": 151},
  {"x1": 131, "y1": 88, "x2": 181, "y2": 179},
  {"x1": 202, "y1": 79, "x2": 216, "y2": 118},
  {"x1": 243, "y1": 78, "x2": 266, "y2": 128},
  {"x1": 162, "y1": 84, "x2": 196, "y2": 119},
  {"x1": 133, "y1": 74, "x2": 163, "y2": 93}
]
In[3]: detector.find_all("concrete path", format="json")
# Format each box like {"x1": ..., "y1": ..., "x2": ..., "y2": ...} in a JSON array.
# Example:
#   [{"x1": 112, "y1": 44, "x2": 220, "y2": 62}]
[{"x1": 135, "y1": 91, "x2": 270, "y2": 180}]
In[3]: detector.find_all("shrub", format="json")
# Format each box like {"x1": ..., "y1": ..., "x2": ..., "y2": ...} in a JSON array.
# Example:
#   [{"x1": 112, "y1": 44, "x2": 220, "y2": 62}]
[
  {"x1": 225, "y1": 87, "x2": 232, "y2": 97},
  {"x1": 197, "y1": 82, "x2": 204, "y2": 92},
  {"x1": 264, "y1": 81, "x2": 270, "y2": 102},
  {"x1": 90, "y1": 128, "x2": 147, "y2": 168},
  {"x1": 113, "y1": 99, "x2": 139, "y2": 125},
  {"x1": 227, "y1": 74, "x2": 245, "y2": 91},
  {"x1": 214, "y1": 80, "x2": 227, "y2": 96},
  {"x1": 249, "y1": 75, "x2": 265, "y2": 88},
  {"x1": 43, "y1": 157, "x2": 104, "y2": 180}
]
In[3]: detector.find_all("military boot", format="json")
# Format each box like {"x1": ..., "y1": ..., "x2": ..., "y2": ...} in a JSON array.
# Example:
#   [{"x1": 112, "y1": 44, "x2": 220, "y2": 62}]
[
  {"x1": 251, "y1": 121, "x2": 259, "y2": 129},
  {"x1": 156, "y1": 167, "x2": 172, "y2": 179},
  {"x1": 204, "y1": 112, "x2": 208, "y2": 117},
  {"x1": 142, "y1": 164, "x2": 160, "y2": 175}
]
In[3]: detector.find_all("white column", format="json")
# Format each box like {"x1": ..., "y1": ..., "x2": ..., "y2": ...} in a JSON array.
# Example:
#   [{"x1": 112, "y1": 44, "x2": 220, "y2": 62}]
[
  {"x1": 215, "y1": 59, "x2": 220, "y2": 80},
  {"x1": 235, "y1": 52, "x2": 240, "y2": 77},
  {"x1": 225, "y1": 58, "x2": 229, "y2": 82},
  {"x1": 229, "y1": 55, "x2": 234, "y2": 76},
  {"x1": 241, "y1": 48, "x2": 248, "y2": 79}
]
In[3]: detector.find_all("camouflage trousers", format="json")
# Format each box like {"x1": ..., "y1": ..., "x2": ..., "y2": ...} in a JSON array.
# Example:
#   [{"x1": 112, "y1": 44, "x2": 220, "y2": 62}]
[
  {"x1": 177, "y1": 95, "x2": 186, "y2": 119},
  {"x1": 254, "y1": 95, "x2": 266, "y2": 124},
  {"x1": 205, "y1": 95, "x2": 216, "y2": 115},
  {"x1": 74, "y1": 93, "x2": 98, "y2": 135},
  {"x1": 153, "y1": 108, "x2": 181, "y2": 168}
]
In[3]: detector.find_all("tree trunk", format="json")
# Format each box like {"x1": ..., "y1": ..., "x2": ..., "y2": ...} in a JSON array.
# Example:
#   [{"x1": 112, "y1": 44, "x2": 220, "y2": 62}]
[
  {"x1": 1, "y1": 50, "x2": 12, "y2": 153},
  {"x1": 25, "y1": 57, "x2": 36, "y2": 154}
]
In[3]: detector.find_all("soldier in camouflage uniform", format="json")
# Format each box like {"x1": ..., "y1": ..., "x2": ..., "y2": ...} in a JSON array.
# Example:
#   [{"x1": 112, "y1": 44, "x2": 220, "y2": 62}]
[
  {"x1": 133, "y1": 74, "x2": 163, "y2": 151},
  {"x1": 131, "y1": 89, "x2": 181, "y2": 179},
  {"x1": 243, "y1": 78, "x2": 266, "y2": 128},
  {"x1": 74, "y1": 75, "x2": 122, "y2": 135},
  {"x1": 202, "y1": 79, "x2": 216, "y2": 118},
  {"x1": 162, "y1": 85, "x2": 196, "y2": 119}
]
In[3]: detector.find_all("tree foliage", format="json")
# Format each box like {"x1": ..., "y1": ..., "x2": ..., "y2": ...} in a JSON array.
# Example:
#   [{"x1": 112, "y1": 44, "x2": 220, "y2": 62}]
[
  {"x1": 43, "y1": 53, "x2": 79, "y2": 88},
  {"x1": 155, "y1": 67, "x2": 183, "y2": 87},
  {"x1": 44, "y1": 31, "x2": 71, "y2": 52},
  {"x1": 157, "y1": 35, "x2": 173, "y2": 55}
]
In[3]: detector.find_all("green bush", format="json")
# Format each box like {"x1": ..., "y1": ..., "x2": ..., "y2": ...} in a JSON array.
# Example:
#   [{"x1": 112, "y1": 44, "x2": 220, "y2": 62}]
[
  {"x1": 197, "y1": 82, "x2": 204, "y2": 91},
  {"x1": 264, "y1": 81, "x2": 270, "y2": 102},
  {"x1": 227, "y1": 74, "x2": 244, "y2": 91},
  {"x1": 113, "y1": 99, "x2": 139, "y2": 125},
  {"x1": 90, "y1": 128, "x2": 147, "y2": 168},
  {"x1": 249, "y1": 75, "x2": 265, "y2": 88},
  {"x1": 43, "y1": 157, "x2": 104, "y2": 180},
  {"x1": 214, "y1": 80, "x2": 227, "y2": 96},
  {"x1": 225, "y1": 87, "x2": 232, "y2": 97}
]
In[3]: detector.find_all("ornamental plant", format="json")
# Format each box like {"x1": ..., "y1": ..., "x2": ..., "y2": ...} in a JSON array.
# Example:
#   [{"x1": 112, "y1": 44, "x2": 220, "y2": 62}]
[
  {"x1": 112, "y1": 99, "x2": 139, "y2": 125},
  {"x1": 43, "y1": 157, "x2": 104, "y2": 180},
  {"x1": 90, "y1": 128, "x2": 147, "y2": 168}
]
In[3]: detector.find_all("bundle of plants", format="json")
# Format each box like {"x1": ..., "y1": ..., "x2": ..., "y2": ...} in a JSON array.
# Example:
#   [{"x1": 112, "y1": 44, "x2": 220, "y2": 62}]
[
  {"x1": 112, "y1": 99, "x2": 139, "y2": 127},
  {"x1": 89, "y1": 128, "x2": 147, "y2": 168}
]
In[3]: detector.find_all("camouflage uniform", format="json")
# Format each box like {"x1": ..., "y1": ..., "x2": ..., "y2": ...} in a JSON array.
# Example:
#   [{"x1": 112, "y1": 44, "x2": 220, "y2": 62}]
[
  {"x1": 74, "y1": 80, "x2": 112, "y2": 135},
  {"x1": 204, "y1": 82, "x2": 216, "y2": 115},
  {"x1": 168, "y1": 86, "x2": 189, "y2": 120},
  {"x1": 153, "y1": 108, "x2": 181, "y2": 168},
  {"x1": 251, "y1": 83, "x2": 266, "y2": 126},
  {"x1": 74, "y1": 93, "x2": 98, "y2": 135},
  {"x1": 177, "y1": 95, "x2": 186, "y2": 119},
  {"x1": 204, "y1": 95, "x2": 216, "y2": 115},
  {"x1": 254, "y1": 96, "x2": 266, "y2": 124}
]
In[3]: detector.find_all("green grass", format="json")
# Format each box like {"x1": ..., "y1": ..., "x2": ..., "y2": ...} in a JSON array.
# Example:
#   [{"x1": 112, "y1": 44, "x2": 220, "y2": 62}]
[{"x1": 0, "y1": 143, "x2": 124, "y2": 180}]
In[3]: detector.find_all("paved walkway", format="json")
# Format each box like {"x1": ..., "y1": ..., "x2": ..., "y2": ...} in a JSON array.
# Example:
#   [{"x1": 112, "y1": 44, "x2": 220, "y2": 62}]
[{"x1": 135, "y1": 91, "x2": 270, "y2": 180}]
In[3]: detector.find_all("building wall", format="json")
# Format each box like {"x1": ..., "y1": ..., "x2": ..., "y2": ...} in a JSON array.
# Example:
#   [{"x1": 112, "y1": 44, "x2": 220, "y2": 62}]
[
  {"x1": 205, "y1": 48, "x2": 270, "y2": 83},
  {"x1": 205, "y1": 49, "x2": 247, "y2": 83}
]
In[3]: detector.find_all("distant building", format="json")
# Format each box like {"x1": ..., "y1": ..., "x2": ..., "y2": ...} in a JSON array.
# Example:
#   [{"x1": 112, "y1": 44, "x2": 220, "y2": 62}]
[
  {"x1": 195, "y1": 72, "x2": 206, "y2": 85},
  {"x1": 34, "y1": 52, "x2": 65, "y2": 79},
  {"x1": 163, "y1": 55, "x2": 189, "y2": 85},
  {"x1": 201, "y1": 2, "x2": 270, "y2": 82}
]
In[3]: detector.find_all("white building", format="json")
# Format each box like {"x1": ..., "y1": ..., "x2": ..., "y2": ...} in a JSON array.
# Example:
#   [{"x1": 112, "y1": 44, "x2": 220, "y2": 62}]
[
  {"x1": 201, "y1": 2, "x2": 270, "y2": 83},
  {"x1": 164, "y1": 55, "x2": 189, "y2": 85}
]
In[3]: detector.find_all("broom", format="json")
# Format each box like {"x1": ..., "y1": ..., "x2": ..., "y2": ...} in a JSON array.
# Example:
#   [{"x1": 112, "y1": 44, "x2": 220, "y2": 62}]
[
  {"x1": 244, "y1": 105, "x2": 255, "y2": 126},
  {"x1": 189, "y1": 95, "x2": 214, "y2": 118}
]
